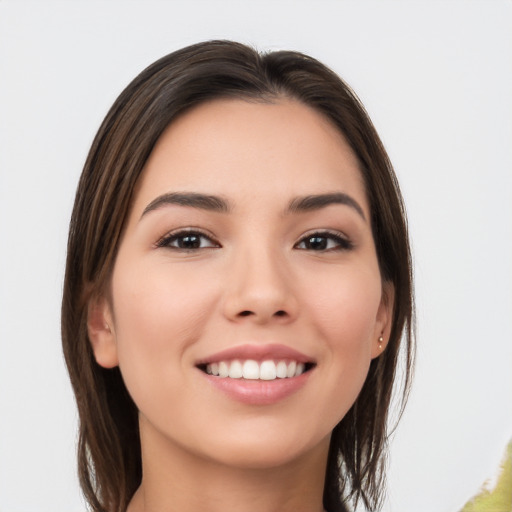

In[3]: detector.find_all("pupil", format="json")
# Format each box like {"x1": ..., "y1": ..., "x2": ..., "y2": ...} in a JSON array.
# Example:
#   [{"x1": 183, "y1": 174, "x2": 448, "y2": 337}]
[
  {"x1": 179, "y1": 235, "x2": 200, "y2": 248},
  {"x1": 308, "y1": 236, "x2": 327, "y2": 250}
]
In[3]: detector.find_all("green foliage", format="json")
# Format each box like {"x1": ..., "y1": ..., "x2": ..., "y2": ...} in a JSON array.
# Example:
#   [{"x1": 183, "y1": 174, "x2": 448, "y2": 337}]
[{"x1": 460, "y1": 439, "x2": 512, "y2": 512}]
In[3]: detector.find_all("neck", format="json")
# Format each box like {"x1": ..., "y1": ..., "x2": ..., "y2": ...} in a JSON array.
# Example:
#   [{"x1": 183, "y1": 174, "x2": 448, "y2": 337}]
[{"x1": 127, "y1": 417, "x2": 330, "y2": 512}]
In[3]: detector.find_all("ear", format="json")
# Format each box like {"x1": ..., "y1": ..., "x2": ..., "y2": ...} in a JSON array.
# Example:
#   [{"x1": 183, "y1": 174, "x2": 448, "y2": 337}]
[
  {"x1": 87, "y1": 295, "x2": 119, "y2": 368},
  {"x1": 371, "y1": 280, "x2": 395, "y2": 359}
]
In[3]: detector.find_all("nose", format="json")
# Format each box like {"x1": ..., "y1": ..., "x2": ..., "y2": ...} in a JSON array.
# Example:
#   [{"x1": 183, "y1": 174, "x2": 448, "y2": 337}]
[{"x1": 222, "y1": 246, "x2": 298, "y2": 325}]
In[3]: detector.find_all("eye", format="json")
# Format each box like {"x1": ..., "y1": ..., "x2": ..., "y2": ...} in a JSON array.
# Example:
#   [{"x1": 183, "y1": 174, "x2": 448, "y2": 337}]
[
  {"x1": 295, "y1": 231, "x2": 353, "y2": 252},
  {"x1": 156, "y1": 230, "x2": 220, "y2": 251}
]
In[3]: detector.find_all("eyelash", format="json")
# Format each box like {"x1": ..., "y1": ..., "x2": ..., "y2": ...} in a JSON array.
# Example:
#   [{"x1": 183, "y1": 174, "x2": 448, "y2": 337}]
[
  {"x1": 294, "y1": 230, "x2": 354, "y2": 252},
  {"x1": 155, "y1": 229, "x2": 220, "y2": 251},
  {"x1": 156, "y1": 229, "x2": 353, "y2": 253}
]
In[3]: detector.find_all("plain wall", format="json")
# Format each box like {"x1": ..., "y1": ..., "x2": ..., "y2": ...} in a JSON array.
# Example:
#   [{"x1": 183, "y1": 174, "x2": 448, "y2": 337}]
[{"x1": 1, "y1": 1, "x2": 511, "y2": 511}]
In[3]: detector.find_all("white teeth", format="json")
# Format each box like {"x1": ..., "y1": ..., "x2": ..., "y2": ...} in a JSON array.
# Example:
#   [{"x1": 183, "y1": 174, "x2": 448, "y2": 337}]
[
  {"x1": 242, "y1": 360, "x2": 260, "y2": 380},
  {"x1": 228, "y1": 360, "x2": 243, "y2": 379},
  {"x1": 276, "y1": 361, "x2": 288, "y2": 379},
  {"x1": 204, "y1": 359, "x2": 309, "y2": 380},
  {"x1": 260, "y1": 360, "x2": 277, "y2": 380},
  {"x1": 218, "y1": 361, "x2": 229, "y2": 378}
]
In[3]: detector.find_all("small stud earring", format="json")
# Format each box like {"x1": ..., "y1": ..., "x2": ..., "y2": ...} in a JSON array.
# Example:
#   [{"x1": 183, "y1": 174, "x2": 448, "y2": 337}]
[{"x1": 378, "y1": 335, "x2": 384, "y2": 350}]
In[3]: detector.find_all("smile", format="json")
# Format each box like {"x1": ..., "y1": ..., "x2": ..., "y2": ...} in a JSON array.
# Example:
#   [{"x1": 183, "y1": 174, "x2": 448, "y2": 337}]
[
  {"x1": 203, "y1": 359, "x2": 311, "y2": 380},
  {"x1": 195, "y1": 344, "x2": 316, "y2": 404}
]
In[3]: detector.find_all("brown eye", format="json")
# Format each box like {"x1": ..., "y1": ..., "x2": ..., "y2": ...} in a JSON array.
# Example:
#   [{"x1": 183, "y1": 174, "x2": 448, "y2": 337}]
[
  {"x1": 302, "y1": 236, "x2": 329, "y2": 250},
  {"x1": 157, "y1": 230, "x2": 219, "y2": 250},
  {"x1": 295, "y1": 232, "x2": 353, "y2": 251}
]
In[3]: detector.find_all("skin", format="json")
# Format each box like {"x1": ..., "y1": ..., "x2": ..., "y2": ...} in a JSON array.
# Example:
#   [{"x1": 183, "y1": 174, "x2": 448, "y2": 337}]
[{"x1": 88, "y1": 98, "x2": 393, "y2": 512}]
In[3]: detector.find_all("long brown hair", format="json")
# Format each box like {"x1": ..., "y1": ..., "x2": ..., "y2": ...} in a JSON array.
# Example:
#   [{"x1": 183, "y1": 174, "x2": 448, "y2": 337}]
[{"x1": 62, "y1": 40, "x2": 414, "y2": 512}]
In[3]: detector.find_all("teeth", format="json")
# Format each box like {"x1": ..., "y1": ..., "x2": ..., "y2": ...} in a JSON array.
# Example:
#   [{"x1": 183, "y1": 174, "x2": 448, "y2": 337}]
[
  {"x1": 286, "y1": 361, "x2": 297, "y2": 378},
  {"x1": 242, "y1": 360, "x2": 260, "y2": 379},
  {"x1": 260, "y1": 360, "x2": 277, "y2": 381},
  {"x1": 204, "y1": 359, "x2": 308, "y2": 380},
  {"x1": 228, "y1": 360, "x2": 243, "y2": 379},
  {"x1": 276, "y1": 361, "x2": 287, "y2": 379},
  {"x1": 218, "y1": 361, "x2": 229, "y2": 378}
]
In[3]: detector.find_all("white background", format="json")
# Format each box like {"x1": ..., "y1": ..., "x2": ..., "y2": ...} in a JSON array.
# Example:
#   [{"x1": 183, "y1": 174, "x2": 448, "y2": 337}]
[{"x1": 1, "y1": 1, "x2": 511, "y2": 511}]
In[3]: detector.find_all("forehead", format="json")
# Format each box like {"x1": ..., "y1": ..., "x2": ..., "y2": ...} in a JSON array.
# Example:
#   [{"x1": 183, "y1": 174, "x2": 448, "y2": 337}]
[{"x1": 133, "y1": 98, "x2": 368, "y2": 215}]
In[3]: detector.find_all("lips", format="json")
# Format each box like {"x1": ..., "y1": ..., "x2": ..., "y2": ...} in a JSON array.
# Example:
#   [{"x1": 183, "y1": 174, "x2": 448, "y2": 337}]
[{"x1": 195, "y1": 344, "x2": 315, "y2": 404}]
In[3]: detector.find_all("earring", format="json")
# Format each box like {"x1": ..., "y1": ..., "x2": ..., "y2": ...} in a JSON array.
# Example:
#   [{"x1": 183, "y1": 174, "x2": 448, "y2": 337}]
[{"x1": 378, "y1": 335, "x2": 383, "y2": 350}]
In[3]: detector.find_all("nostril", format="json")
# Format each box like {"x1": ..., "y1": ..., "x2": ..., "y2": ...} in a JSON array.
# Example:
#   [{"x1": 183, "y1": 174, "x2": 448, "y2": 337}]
[{"x1": 234, "y1": 309, "x2": 290, "y2": 320}]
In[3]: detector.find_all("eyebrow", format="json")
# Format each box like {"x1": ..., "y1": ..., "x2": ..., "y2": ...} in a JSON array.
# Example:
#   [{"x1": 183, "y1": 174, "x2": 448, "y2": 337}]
[
  {"x1": 287, "y1": 193, "x2": 366, "y2": 221},
  {"x1": 141, "y1": 191, "x2": 366, "y2": 221},
  {"x1": 141, "y1": 192, "x2": 230, "y2": 218}
]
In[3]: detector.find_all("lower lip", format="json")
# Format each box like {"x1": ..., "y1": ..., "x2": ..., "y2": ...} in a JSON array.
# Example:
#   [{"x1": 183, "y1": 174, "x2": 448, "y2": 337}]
[{"x1": 201, "y1": 370, "x2": 312, "y2": 405}]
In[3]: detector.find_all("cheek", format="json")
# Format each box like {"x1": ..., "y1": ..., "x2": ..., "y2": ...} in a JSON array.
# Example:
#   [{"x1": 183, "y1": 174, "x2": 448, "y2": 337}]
[
  {"x1": 302, "y1": 266, "x2": 382, "y2": 406},
  {"x1": 109, "y1": 260, "x2": 219, "y2": 404},
  {"x1": 306, "y1": 266, "x2": 382, "y2": 347},
  {"x1": 113, "y1": 257, "x2": 219, "y2": 335}
]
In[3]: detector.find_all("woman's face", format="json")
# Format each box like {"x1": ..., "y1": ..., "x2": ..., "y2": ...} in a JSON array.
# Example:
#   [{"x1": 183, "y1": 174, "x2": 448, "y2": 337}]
[{"x1": 90, "y1": 98, "x2": 392, "y2": 470}]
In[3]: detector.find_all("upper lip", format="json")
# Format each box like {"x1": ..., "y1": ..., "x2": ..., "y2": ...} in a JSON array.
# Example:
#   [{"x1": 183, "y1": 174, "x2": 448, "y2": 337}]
[{"x1": 195, "y1": 344, "x2": 315, "y2": 366}]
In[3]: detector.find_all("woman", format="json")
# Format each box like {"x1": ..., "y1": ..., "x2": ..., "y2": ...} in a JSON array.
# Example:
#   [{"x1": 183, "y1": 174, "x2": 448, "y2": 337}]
[{"x1": 62, "y1": 40, "x2": 414, "y2": 512}]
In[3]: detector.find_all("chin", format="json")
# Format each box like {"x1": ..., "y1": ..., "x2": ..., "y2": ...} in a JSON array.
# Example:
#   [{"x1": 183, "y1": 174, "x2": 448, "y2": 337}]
[
  {"x1": 206, "y1": 445, "x2": 312, "y2": 470},
  {"x1": 194, "y1": 427, "x2": 331, "y2": 471}
]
